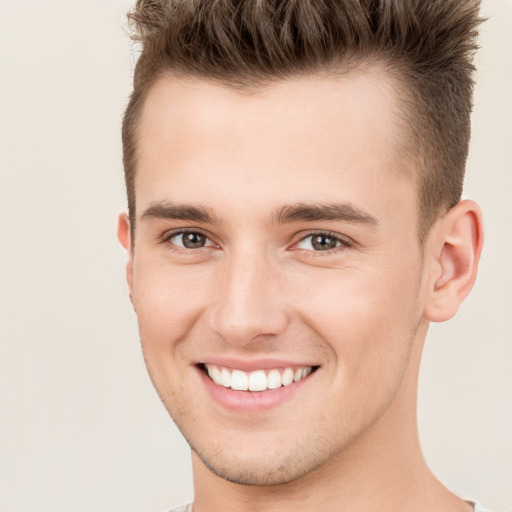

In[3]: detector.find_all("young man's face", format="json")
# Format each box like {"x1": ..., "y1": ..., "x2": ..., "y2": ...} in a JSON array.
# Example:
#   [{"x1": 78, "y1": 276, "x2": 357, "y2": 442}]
[{"x1": 120, "y1": 70, "x2": 430, "y2": 485}]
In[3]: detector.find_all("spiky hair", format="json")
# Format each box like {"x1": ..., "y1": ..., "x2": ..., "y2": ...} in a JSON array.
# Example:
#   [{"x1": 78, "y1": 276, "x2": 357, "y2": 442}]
[{"x1": 123, "y1": 0, "x2": 482, "y2": 240}]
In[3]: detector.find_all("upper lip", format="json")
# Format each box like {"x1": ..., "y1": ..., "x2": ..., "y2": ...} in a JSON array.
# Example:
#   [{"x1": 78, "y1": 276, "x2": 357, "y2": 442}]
[{"x1": 197, "y1": 357, "x2": 318, "y2": 372}]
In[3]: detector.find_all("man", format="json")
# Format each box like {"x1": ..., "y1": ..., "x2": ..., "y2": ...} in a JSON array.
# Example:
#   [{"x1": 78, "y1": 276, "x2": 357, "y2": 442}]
[{"x1": 117, "y1": 1, "x2": 486, "y2": 511}]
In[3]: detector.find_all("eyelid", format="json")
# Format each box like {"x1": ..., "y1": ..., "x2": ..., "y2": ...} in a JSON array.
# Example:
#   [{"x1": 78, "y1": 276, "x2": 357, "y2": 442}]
[
  {"x1": 157, "y1": 228, "x2": 353, "y2": 254},
  {"x1": 159, "y1": 227, "x2": 218, "y2": 249},
  {"x1": 291, "y1": 230, "x2": 354, "y2": 253}
]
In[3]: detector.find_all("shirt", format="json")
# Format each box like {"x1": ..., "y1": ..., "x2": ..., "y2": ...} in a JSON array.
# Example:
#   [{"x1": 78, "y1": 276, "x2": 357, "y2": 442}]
[{"x1": 167, "y1": 500, "x2": 487, "y2": 511}]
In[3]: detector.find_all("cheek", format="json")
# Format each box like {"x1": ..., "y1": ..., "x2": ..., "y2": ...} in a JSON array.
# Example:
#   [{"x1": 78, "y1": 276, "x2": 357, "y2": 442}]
[
  {"x1": 292, "y1": 259, "x2": 421, "y2": 366},
  {"x1": 132, "y1": 258, "x2": 210, "y2": 355},
  {"x1": 131, "y1": 261, "x2": 213, "y2": 406}
]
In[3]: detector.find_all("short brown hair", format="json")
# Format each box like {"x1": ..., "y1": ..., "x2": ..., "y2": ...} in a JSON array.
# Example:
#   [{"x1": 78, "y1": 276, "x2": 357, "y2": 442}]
[{"x1": 122, "y1": 0, "x2": 482, "y2": 241}]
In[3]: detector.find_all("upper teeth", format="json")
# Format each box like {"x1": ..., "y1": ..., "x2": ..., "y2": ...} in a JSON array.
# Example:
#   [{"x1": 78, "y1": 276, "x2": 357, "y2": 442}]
[{"x1": 204, "y1": 364, "x2": 313, "y2": 392}]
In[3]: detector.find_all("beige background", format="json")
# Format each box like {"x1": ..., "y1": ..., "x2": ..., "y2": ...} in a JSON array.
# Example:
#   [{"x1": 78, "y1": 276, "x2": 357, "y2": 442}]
[{"x1": 0, "y1": 1, "x2": 511, "y2": 511}]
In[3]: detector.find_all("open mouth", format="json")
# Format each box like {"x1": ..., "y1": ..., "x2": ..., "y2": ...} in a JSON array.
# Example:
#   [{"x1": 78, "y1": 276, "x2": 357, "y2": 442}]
[{"x1": 198, "y1": 363, "x2": 319, "y2": 392}]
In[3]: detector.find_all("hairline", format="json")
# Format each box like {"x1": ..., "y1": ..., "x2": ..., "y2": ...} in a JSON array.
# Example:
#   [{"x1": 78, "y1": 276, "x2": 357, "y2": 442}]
[{"x1": 125, "y1": 58, "x2": 443, "y2": 246}]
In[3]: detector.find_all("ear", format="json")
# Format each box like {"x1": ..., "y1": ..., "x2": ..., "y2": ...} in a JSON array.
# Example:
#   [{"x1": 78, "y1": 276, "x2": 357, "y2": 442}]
[
  {"x1": 423, "y1": 200, "x2": 484, "y2": 322},
  {"x1": 117, "y1": 213, "x2": 136, "y2": 310}
]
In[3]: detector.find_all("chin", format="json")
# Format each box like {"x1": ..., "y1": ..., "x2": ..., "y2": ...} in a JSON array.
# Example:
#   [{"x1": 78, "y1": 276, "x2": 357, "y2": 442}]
[
  {"x1": 194, "y1": 447, "x2": 324, "y2": 486},
  {"x1": 186, "y1": 429, "x2": 352, "y2": 487}
]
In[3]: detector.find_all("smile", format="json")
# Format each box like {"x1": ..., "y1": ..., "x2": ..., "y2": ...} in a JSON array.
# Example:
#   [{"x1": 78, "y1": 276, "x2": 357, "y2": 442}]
[{"x1": 203, "y1": 363, "x2": 314, "y2": 392}]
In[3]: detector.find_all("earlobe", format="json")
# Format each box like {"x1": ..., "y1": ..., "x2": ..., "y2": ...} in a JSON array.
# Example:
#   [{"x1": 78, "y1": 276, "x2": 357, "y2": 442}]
[
  {"x1": 423, "y1": 200, "x2": 484, "y2": 322},
  {"x1": 117, "y1": 213, "x2": 136, "y2": 310}
]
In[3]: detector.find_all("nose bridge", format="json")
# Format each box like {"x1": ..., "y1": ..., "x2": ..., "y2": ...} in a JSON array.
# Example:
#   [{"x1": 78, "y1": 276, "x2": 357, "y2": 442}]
[{"x1": 209, "y1": 244, "x2": 288, "y2": 345}]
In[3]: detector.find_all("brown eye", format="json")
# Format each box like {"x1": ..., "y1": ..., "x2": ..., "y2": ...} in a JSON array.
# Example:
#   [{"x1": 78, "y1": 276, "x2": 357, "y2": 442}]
[
  {"x1": 310, "y1": 234, "x2": 339, "y2": 251},
  {"x1": 169, "y1": 231, "x2": 213, "y2": 249},
  {"x1": 296, "y1": 233, "x2": 347, "y2": 252},
  {"x1": 182, "y1": 233, "x2": 206, "y2": 248}
]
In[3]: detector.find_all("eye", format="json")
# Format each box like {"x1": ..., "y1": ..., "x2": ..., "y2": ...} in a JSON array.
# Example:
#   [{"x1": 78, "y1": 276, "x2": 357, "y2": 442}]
[
  {"x1": 167, "y1": 231, "x2": 215, "y2": 249},
  {"x1": 295, "y1": 232, "x2": 350, "y2": 252}
]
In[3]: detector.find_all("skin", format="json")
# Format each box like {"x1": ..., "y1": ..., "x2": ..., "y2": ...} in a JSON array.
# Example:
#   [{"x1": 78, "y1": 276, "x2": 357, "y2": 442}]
[{"x1": 118, "y1": 69, "x2": 483, "y2": 512}]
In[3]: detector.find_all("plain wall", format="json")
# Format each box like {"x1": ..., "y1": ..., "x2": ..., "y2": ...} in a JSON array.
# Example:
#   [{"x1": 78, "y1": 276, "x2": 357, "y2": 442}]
[{"x1": 0, "y1": 1, "x2": 510, "y2": 511}]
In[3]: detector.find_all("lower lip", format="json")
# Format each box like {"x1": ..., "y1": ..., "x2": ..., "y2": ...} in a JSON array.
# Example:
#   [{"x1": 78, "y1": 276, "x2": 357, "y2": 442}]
[{"x1": 196, "y1": 366, "x2": 316, "y2": 413}]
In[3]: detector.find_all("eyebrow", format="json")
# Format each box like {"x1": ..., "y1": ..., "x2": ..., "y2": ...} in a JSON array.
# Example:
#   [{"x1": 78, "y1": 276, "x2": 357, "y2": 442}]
[
  {"x1": 140, "y1": 201, "x2": 379, "y2": 227},
  {"x1": 271, "y1": 202, "x2": 379, "y2": 226},
  {"x1": 141, "y1": 202, "x2": 218, "y2": 223}
]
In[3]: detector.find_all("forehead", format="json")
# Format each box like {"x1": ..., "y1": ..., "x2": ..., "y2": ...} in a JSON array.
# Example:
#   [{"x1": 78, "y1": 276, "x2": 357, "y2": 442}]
[
  {"x1": 139, "y1": 69, "x2": 404, "y2": 159},
  {"x1": 135, "y1": 70, "x2": 416, "y2": 226}
]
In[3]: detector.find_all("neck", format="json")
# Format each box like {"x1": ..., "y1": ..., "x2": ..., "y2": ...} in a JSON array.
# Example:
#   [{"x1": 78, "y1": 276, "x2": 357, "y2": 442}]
[{"x1": 190, "y1": 323, "x2": 470, "y2": 512}]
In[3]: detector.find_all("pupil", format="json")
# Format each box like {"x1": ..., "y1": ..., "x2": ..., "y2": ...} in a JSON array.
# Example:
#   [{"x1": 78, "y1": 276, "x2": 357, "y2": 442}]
[
  {"x1": 312, "y1": 235, "x2": 336, "y2": 251},
  {"x1": 183, "y1": 233, "x2": 205, "y2": 248}
]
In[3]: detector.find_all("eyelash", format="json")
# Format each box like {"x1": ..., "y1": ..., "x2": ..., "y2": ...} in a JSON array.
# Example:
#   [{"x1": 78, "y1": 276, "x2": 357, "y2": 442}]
[
  {"x1": 159, "y1": 229, "x2": 353, "y2": 255},
  {"x1": 160, "y1": 228, "x2": 216, "y2": 253},
  {"x1": 294, "y1": 230, "x2": 353, "y2": 256}
]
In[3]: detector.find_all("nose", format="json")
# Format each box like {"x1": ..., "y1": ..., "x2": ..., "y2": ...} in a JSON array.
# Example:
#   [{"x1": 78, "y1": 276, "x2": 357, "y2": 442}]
[{"x1": 208, "y1": 248, "x2": 289, "y2": 346}]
